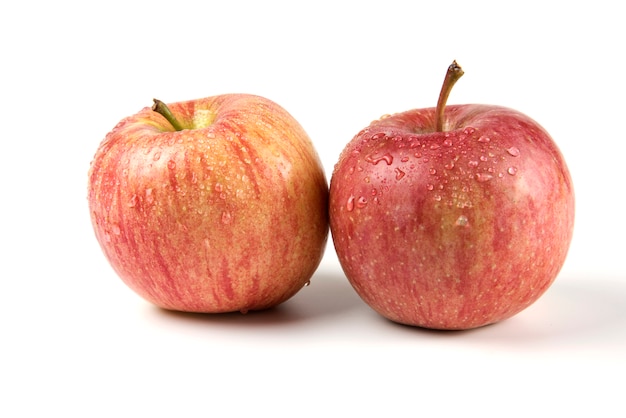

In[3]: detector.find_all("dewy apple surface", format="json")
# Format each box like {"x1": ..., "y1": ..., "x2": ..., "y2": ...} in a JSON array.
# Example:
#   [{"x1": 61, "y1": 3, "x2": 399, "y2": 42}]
[
  {"x1": 87, "y1": 94, "x2": 329, "y2": 314},
  {"x1": 329, "y1": 62, "x2": 574, "y2": 330}
]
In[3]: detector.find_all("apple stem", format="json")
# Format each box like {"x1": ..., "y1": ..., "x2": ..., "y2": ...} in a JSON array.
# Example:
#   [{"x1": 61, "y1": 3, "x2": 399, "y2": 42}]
[
  {"x1": 435, "y1": 61, "x2": 464, "y2": 132},
  {"x1": 152, "y1": 99, "x2": 184, "y2": 131}
]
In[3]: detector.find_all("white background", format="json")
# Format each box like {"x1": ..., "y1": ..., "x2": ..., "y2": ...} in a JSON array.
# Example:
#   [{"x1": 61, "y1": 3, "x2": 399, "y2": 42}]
[{"x1": 2, "y1": 1, "x2": 625, "y2": 417}]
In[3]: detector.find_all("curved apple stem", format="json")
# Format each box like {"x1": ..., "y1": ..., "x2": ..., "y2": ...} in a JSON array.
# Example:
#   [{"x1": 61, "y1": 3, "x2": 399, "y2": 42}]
[
  {"x1": 152, "y1": 99, "x2": 184, "y2": 131},
  {"x1": 435, "y1": 61, "x2": 464, "y2": 132}
]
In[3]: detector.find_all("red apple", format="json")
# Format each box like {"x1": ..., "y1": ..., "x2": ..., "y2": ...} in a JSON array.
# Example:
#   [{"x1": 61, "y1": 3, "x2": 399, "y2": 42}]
[
  {"x1": 329, "y1": 62, "x2": 575, "y2": 330},
  {"x1": 88, "y1": 94, "x2": 328, "y2": 313}
]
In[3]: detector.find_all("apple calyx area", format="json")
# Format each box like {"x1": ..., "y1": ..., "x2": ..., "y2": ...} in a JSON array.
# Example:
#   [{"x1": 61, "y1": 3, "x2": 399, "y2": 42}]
[
  {"x1": 152, "y1": 98, "x2": 185, "y2": 131},
  {"x1": 435, "y1": 60, "x2": 464, "y2": 132}
]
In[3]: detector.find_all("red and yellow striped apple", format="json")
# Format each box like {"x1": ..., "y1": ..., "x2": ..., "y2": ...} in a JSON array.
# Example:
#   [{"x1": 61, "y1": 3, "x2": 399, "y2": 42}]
[
  {"x1": 329, "y1": 62, "x2": 575, "y2": 330},
  {"x1": 88, "y1": 94, "x2": 328, "y2": 313}
]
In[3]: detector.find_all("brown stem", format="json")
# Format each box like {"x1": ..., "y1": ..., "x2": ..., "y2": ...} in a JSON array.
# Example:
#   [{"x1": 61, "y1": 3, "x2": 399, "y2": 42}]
[
  {"x1": 435, "y1": 61, "x2": 464, "y2": 132},
  {"x1": 152, "y1": 99, "x2": 184, "y2": 131}
]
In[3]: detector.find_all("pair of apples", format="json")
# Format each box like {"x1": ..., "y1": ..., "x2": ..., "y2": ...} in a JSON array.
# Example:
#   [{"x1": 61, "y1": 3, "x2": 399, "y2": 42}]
[{"x1": 88, "y1": 63, "x2": 574, "y2": 330}]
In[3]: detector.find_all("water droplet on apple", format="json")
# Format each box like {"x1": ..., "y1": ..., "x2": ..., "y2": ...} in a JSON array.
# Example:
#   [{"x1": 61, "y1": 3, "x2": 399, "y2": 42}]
[
  {"x1": 215, "y1": 183, "x2": 223, "y2": 192},
  {"x1": 506, "y1": 146, "x2": 521, "y2": 157},
  {"x1": 429, "y1": 168, "x2": 437, "y2": 175},
  {"x1": 112, "y1": 224, "x2": 121, "y2": 235},
  {"x1": 401, "y1": 156, "x2": 409, "y2": 163},
  {"x1": 346, "y1": 196, "x2": 355, "y2": 212},
  {"x1": 414, "y1": 151, "x2": 422, "y2": 158},
  {"x1": 153, "y1": 151, "x2": 161, "y2": 161},
  {"x1": 480, "y1": 155, "x2": 489, "y2": 162},
  {"x1": 167, "y1": 160, "x2": 176, "y2": 170},
  {"x1": 430, "y1": 144, "x2": 440, "y2": 150},
  {"x1": 475, "y1": 173, "x2": 493, "y2": 182},
  {"x1": 356, "y1": 196, "x2": 368, "y2": 208},
  {"x1": 304, "y1": 280, "x2": 311, "y2": 287},
  {"x1": 455, "y1": 215, "x2": 469, "y2": 227},
  {"x1": 371, "y1": 133, "x2": 386, "y2": 141},
  {"x1": 468, "y1": 160, "x2": 479, "y2": 168},
  {"x1": 443, "y1": 139, "x2": 453, "y2": 147},
  {"x1": 463, "y1": 127, "x2": 476, "y2": 135},
  {"x1": 427, "y1": 184, "x2": 435, "y2": 191},
  {"x1": 507, "y1": 166, "x2": 518, "y2": 175},
  {"x1": 365, "y1": 153, "x2": 394, "y2": 165},
  {"x1": 477, "y1": 136, "x2": 491, "y2": 143},
  {"x1": 145, "y1": 188, "x2": 154, "y2": 204},
  {"x1": 128, "y1": 194, "x2": 138, "y2": 208},
  {"x1": 394, "y1": 168, "x2": 406, "y2": 180},
  {"x1": 444, "y1": 160, "x2": 455, "y2": 170},
  {"x1": 221, "y1": 211, "x2": 232, "y2": 224}
]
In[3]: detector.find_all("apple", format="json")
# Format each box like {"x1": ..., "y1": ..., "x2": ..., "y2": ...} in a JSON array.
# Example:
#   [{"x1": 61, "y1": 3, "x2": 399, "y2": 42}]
[
  {"x1": 88, "y1": 94, "x2": 328, "y2": 313},
  {"x1": 329, "y1": 62, "x2": 575, "y2": 330}
]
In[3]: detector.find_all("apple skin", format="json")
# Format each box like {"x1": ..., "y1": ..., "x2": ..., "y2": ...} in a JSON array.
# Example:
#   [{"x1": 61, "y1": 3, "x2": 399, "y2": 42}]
[
  {"x1": 88, "y1": 94, "x2": 328, "y2": 313},
  {"x1": 329, "y1": 104, "x2": 574, "y2": 330}
]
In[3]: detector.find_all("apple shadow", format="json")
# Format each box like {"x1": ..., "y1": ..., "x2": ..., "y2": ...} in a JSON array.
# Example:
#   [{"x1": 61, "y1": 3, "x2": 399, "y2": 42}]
[
  {"x1": 386, "y1": 274, "x2": 626, "y2": 346},
  {"x1": 150, "y1": 269, "x2": 363, "y2": 327},
  {"x1": 497, "y1": 274, "x2": 626, "y2": 343}
]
